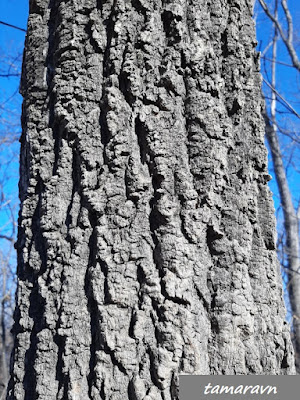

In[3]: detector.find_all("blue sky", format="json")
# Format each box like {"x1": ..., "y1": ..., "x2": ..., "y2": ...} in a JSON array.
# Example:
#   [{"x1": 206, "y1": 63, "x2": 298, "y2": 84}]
[
  {"x1": 0, "y1": 0, "x2": 28, "y2": 119},
  {"x1": 254, "y1": 1, "x2": 300, "y2": 212},
  {"x1": 0, "y1": 0, "x2": 28, "y2": 91},
  {"x1": 0, "y1": 0, "x2": 28, "y2": 240}
]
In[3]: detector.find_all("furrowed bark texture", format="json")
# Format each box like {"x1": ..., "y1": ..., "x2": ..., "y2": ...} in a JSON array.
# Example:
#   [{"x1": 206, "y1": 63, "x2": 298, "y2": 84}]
[{"x1": 8, "y1": 0, "x2": 295, "y2": 399}]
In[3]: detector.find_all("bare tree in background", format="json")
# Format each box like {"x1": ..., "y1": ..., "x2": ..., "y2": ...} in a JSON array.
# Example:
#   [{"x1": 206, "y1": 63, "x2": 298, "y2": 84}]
[
  {"x1": 257, "y1": 0, "x2": 300, "y2": 372},
  {"x1": 0, "y1": 48, "x2": 21, "y2": 397},
  {"x1": 0, "y1": 246, "x2": 16, "y2": 398}
]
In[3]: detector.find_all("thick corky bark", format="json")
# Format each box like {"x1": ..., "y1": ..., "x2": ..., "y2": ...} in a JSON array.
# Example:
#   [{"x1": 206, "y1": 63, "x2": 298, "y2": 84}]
[{"x1": 8, "y1": 0, "x2": 295, "y2": 399}]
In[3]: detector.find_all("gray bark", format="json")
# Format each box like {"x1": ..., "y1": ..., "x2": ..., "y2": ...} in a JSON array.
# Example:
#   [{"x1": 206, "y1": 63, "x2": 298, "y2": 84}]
[{"x1": 8, "y1": 0, "x2": 295, "y2": 399}]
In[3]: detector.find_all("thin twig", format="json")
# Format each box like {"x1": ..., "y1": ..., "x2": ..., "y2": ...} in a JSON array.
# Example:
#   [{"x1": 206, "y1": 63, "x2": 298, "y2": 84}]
[
  {"x1": 0, "y1": 20, "x2": 26, "y2": 32},
  {"x1": 263, "y1": 77, "x2": 300, "y2": 119},
  {"x1": 0, "y1": 73, "x2": 21, "y2": 78},
  {"x1": 0, "y1": 235, "x2": 14, "y2": 243},
  {"x1": 261, "y1": 56, "x2": 294, "y2": 68}
]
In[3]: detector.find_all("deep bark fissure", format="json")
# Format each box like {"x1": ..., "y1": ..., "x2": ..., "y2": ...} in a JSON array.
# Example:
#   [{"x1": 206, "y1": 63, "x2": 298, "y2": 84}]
[
  {"x1": 131, "y1": 0, "x2": 148, "y2": 22},
  {"x1": 85, "y1": 215, "x2": 104, "y2": 398},
  {"x1": 146, "y1": 347, "x2": 163, "y2": 391},
  {"x1": 23, "y1": 286, "x2": 46, "y2": 400},
  {"x1": 53, "y1": 334, "x2": 67, "y2": 398},
  {"x1": 23, "y1": 333, "x2": 38, "y2": 400},
  {"x1": 102, "y1": 1, "x2": 118, "y2": 78},
  {"x1": 118, "y1": 43, "x2": 136, "y2": 108},
  {"x1": 29, "y1": 182, "x2": 47, "y2": 275},
  {"x1": 134, "y1": 116, "x2": 149, "y2": 166}
]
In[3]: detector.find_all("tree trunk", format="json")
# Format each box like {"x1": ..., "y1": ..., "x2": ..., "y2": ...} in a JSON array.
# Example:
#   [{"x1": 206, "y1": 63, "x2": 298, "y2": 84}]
[{"x1": 8, "y1": 0, "x2": 296, "y2": 399}]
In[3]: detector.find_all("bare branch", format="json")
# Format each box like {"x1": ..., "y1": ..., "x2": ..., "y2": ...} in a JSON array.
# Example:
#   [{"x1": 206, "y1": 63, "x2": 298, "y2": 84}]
[
  {"x1": 277, "y1": 125, "x2": 300, "y2": 145},
  {"x1": 282, "y1": 265, "x2": 300, "y2": 276},
  {"x1": 281, "y1": 0, "x2": 293, "y2": 44},
  {"x1": 263, "y1": 77, "x2": 300, "y2": 119},
  {"x1": 0, "y1": 20, "x2": 26, "y2": 33},
  {"x1": 0, "y1": 235, "x2": 14, "y2": 243},
  {"x1": 0, "y1": 73, "x2": 20, "y2": 78},
  {"x1": 258, "y1": 0, "x2": 300, "y2": 71},
  {"x1": 261, "y1": 56, "x2": 294, "y2": 68},
  {"x1": 261, "y1": 40, "x2": 273, "y2": 57}
]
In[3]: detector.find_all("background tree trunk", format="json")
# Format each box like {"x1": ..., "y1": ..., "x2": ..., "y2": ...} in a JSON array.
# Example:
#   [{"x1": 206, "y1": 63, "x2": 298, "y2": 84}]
[
  {"x1": 8, "y1": 0, "x2": 296, "y2": 399},
  {"x1": 265, "y1": 113, "x2": 300, "y2": 373},
  {"x1": 257, "y1": 0, "x2": 300, "y2": 373}
]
